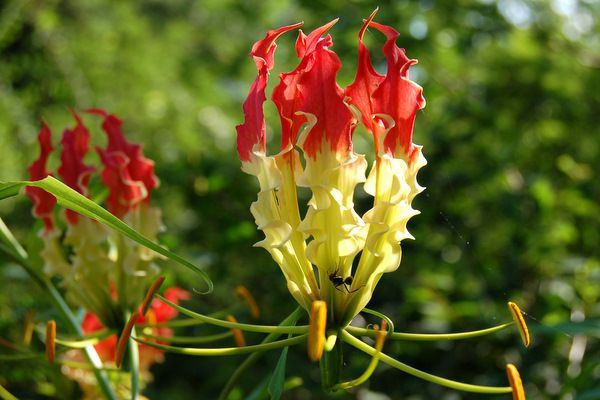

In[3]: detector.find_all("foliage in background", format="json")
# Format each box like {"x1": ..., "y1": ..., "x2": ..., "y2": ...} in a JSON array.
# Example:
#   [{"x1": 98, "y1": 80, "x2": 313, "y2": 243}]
[{"x1": 1, "y1": 0, "x2": 598, "y2": 398}]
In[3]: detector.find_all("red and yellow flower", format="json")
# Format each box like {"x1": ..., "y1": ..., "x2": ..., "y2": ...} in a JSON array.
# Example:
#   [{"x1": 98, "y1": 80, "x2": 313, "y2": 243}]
[
  {"x1": 26, "y1": 110, "x2": 164, "y2": 324},
  {"x1": 236, "y1": 10, "x2": 425, "y2": 326}
]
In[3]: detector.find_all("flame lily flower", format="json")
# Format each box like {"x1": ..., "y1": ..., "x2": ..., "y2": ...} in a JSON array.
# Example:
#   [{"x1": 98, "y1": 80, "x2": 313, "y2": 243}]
[
  {"x1": 25, "y1": 110, "x2": 164, "y2": 326},
  {"x1": 236, "y1": 12, "x2": 425, "y2": 328},
  {"x1": 129, "y1": 12, "x2": 529, "y2": 398}
]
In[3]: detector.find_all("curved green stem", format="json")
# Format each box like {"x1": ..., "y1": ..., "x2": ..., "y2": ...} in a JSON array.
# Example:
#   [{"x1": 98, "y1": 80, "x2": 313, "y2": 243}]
[
  {"x1": 218, "y1": 307, "x2": 304, "y2": 400},
  {"x1": 156, "y1": 295, "x2": 308, "y2": 334},
  {"x1": 340, "y1": 330, "x2": 512, "y2": 394},
  {"x1": 362, "y1": 308, "x2": 395, "y2": 337},
  {"x1": 138, "y1": 331, "x2": 233, "y2": 344},
  {"x1": 133, "y1": 333, "x2": 308, "y2": 356},
  {"x1": 346, "y1": 322, "x2": 513, "y2": 341},
  {"x1": 0, "y1": 218, "x2": 117, "y2": 400},
  {"x1": 333, "y1": 341, "x2": 381, "y2": 391}
]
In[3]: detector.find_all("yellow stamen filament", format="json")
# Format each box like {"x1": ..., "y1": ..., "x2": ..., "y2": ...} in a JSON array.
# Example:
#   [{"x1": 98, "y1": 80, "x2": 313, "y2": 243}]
[
  {"x1": 115, "y1": 311, "x2": 139, "y2": 368},
  {"x1": 507, "y1": 301, "x2": 531, "y2": 347},
  {"x1": 506, "y1": 364, "x2": 526, "y2": 400},
  {"x1": 235, "y1": 285, "x2": 261, "y2": 319},
  {"x1": 226, "y1": 315, "x2": 247, "y2": 347},
  {"x1": 308, "y1": 300, "x2": 327, "y2": 361},
  {"x1": 45, "y1": 320, "x2": 56, "y2": 364},
  {"x1": 141, "y1": 276, "x2": 165, "y2": 316}
]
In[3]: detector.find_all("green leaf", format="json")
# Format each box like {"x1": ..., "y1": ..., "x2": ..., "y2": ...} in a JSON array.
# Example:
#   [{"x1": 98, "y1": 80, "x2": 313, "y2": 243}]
[
  {"x1": 245, "y1": 375, "x2": 270, "y2": 400},
  {"x1": 0, "y1": 181, "x2": 22, "y2": 201},
  {"x1": 0, "y1": 177, "x2": 213, "y2": 293},
  {"x1": 268, "y1": 345, "x2": 289, "y2": 400}
]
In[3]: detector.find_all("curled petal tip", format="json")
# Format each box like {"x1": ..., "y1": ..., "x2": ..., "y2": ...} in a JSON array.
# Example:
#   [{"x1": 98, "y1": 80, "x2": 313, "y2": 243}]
[
  {"x1": 507, "y1": 301, "x2": 531, "y2": 348},
  {"x1": 506, "y1": 364, "x2": 526, "y2": 400}
]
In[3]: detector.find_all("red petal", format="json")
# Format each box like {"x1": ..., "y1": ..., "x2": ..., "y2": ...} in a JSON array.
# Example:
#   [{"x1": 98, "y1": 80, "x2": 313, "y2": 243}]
[
  {"x1": 25, "y1": 122, "x2": 56, "y2": 232},
  {"x1": 58, "y1": 111, "x2": 95, "y2": 224},
  {"x1": 273, "y1": 20, "x2": 354, "y2": 159},
  {"x1": 148, "y1": 287, "x2": 190, "y2": 322},
  {"x1": 368, "y1": 21, "x2": 426, "y2": 161},
  {"x1": 236, "y1": 22, "x2": 303, "y2": 162},
  {"x1": 345, "y1": 10, "x2": 385, "y2": 136},
  {"x1": 82, "y1": 312, "x2": 117, "y2": 362},
  {"x1": 89, "y1": 109, "x2": 158, "y2": 217}
]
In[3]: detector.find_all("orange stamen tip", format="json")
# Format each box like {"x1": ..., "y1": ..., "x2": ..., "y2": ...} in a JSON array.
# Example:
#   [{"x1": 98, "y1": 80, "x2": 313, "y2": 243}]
[
  {"x1": 308, "y1": 300, "x2": 327, "y2": 362},
  {"x1": 115, "y1": 311, "x2": 139, "y2": 368},
  {"x1": 235, "y1": 285, "x2": 261, "y2": 319},
  {"x1": 226, "y1": 315, "x2": 246, "y2": 347},
  {"x1": 506, "y1": 364, "x2": 526, "y2": 400},
  {"x1": 45, "y1": 320, "x2": 56, "y2": 364},
  {"x1": 141, "y1": 276, "x2": 166, "y2": 316},
  {"x1": 507, "y1": 301, "x2": 531, "y2": 348}
]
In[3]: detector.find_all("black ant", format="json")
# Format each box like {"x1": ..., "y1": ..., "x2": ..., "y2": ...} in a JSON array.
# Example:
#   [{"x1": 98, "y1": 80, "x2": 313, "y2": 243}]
[{"x1": 328, "y1": 268, "x2": 360, "y2": 294}]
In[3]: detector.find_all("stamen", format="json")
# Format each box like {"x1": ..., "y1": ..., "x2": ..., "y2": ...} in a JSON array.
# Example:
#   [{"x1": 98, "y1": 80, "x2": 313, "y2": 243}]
[
  {"x1": 45, "y1": 320, "x2": 56, "y2": 364},
  {"x1": 308, "y1": 300, "x2": 327, "y2": 361},
  {"x1": 141, "y1": 276, "x2": 165, "y2": 316},
  {"x1": 506, "y1": 364, "x2": 526, "y2": 400},
  {"x1": 226, "y1": 315, "x2": 247, "y2": 347},
  {"x1": 507, "y1": 302, "x2": 531, "y2": 347},
  {"x1": 235, "y1": 285, "x2": 261, "y2": 319},
  {"x1": 115, "y1": 311, "x2": 139, "y2": 368}
]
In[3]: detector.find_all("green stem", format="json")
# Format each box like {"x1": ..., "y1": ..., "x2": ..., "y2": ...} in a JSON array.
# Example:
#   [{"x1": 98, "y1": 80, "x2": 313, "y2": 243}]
[
  {"x1": 340, "y1": 330, "x2": 512, "y2": 394},
  {"x1": 129, "y1": 325, "x2": 140, "y2": 400},
  {"x1": 0, "y1": 382, "x2": 18, "y2": 400},
  {"x1": 346, "y1": 322, "x2": 514, "y2": 341},
  {"x1": 136, "y1": 312, "x2": 228, "y2": 328},
  {"x1": 218, "y1": 307, "x2": 304, "y2": 400},
  {"x1": 0, "y1": 218, "x2": 118, "y2": 400},
  {"x1": 333, "y1": 339, "x2": 381, "y2": 391},
  {"x1": 133, "y1": 334, "x2": 308, "y2": 356},
  {"x1": 156, "y1": 295, "x2": 308, "y2": 334},
  {"x1": 138, "y1": 331, "x2": 233, "y2": 344}
]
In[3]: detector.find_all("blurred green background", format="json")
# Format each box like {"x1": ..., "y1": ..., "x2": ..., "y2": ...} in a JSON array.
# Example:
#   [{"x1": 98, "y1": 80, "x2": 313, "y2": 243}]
[{"x1": 1, "y1": 0, "x2": 598, "y2": 399}]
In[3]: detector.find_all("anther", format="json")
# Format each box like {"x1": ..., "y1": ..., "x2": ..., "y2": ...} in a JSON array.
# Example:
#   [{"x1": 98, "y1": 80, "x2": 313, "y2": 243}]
[
  {"x1": 235, "y1": 285, "x2": 260, "y2": 319},
  {"x1": 115, "y1": 311, "x2": 139, "y2": 368},
  {"x1": 226, "y1": 315, "x2": 247, "y2": 347},
  {"x1": 141, "y1": 276, "x2": 165, "y2": 316},
  {"x1": 507, "y1": 301, "x2": 531, "y2": 347},
  {"x1": 506, "y1": 364, "x2": 526, "y2": 400},
  {"x1": 45, "y1": 320, "x2": 56, "y2": 364},
  {"x1": 308, "y1": 300, "x2": 327, "y2": 361}
]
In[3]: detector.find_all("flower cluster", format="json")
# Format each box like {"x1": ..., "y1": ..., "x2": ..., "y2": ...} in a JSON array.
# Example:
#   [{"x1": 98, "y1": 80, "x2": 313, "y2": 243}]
[
  {"x1": 236, "y1": 12, "x2": 425, "y2": 326},
  {"x1": 26, "y1": 110, "x2": 163, "y2": 325}
]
